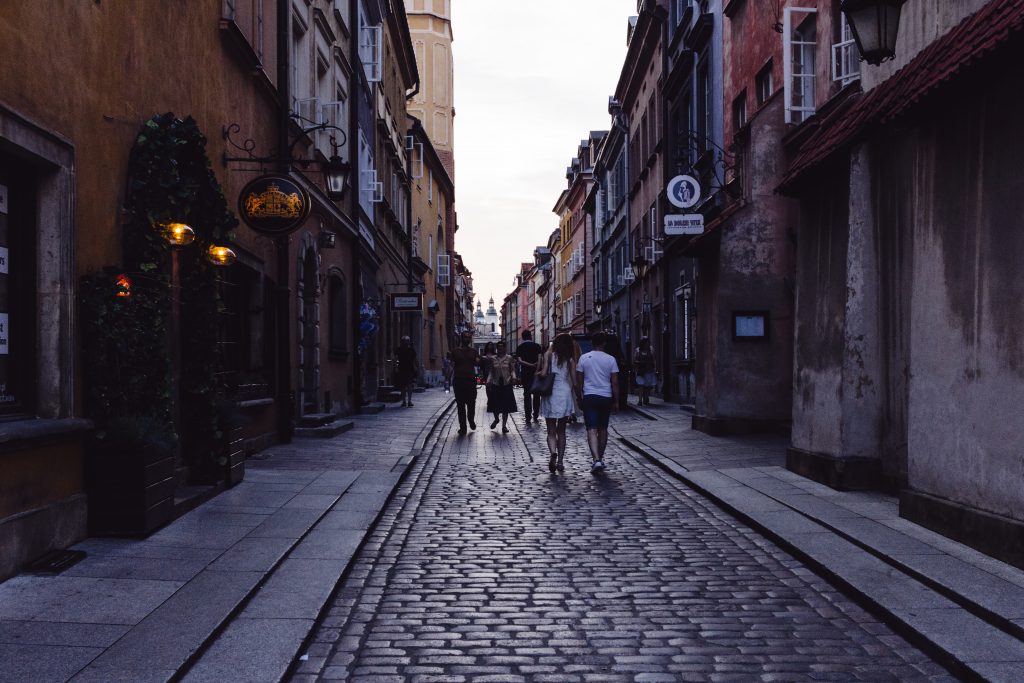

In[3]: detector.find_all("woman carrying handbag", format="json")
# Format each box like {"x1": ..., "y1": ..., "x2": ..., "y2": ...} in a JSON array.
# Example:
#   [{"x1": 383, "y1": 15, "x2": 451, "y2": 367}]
[{"x1": 537, "y1": 333, "x2": 578, "y2": 473}]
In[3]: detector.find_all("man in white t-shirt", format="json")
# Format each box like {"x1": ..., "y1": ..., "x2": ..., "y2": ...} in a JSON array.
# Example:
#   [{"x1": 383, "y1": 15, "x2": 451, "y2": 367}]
[{"x1": 574, "y1": 332, "x2": 619, "y2": 472}]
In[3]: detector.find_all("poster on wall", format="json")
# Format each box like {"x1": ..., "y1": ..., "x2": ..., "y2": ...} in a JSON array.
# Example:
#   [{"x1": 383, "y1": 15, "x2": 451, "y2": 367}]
[{"x1": 0, "y1": 312, "x2": 8, "y2": 354}]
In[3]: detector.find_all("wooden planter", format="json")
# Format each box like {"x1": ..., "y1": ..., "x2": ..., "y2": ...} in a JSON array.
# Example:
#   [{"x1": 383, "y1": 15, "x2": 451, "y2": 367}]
[
  {"x1": 86, "y1": 441, "x2": 175, "y2": 537},
  {"x1": 223, "y1": 425, "x2": 245, "y2": 488}
]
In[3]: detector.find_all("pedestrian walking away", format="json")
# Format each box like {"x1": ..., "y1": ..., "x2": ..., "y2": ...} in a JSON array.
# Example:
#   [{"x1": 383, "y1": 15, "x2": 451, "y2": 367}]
[
  {"x1": 538, "y1": 332, "x2": 577, "y2": 472},
  {"x1": 450, "y1": 331, "x2": 481, "y2": 435},
  {"x1": 575, "y1": 331, "x2": 619, "y2": 472},
  {"x1": 480, "y1": 341, "x2": 496, "y2": 417},
  {"x1": 515, "y1": 329, "x2": 542, "y2": 423},
  {"x1": 441, "y1": 352, "x2": 453, "y2": 393},
  {"x1": 632, "y1": 336, "x2": 656, "y2": 406},
  {"x1": 486, "y1": 340, "x2": 517, "y2": 433},
  {"x1": 395, "y1": 335, "x2": 418, "y2": 407}
]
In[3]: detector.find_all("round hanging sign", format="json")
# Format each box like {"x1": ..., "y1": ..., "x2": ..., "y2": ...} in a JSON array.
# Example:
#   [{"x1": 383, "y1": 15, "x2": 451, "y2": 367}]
[
  {"x1": 667, "y1": 174, "x2": 701, "y2": 210},
  {"x1": 238, "y1": 174, "x2": 311, "y2": 236}
]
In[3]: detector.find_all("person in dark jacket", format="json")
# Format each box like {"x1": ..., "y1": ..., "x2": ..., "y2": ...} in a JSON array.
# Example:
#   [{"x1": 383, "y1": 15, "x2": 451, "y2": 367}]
[{"x1": 395, "y1": 336, "x2": 418, "y2": 407}]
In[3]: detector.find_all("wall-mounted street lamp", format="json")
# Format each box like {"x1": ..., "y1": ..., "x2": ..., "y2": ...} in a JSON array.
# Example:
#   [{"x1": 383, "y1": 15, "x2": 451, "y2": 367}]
[
  {"x1": 630, "y1": 252, "x2": 650, "y2": 281},
  {"x1": 222, "y1": 116, "x2": 351, "y2": 202},
  {"x1": 841, "y1": 0, "x2": 906, "y2": 65}
]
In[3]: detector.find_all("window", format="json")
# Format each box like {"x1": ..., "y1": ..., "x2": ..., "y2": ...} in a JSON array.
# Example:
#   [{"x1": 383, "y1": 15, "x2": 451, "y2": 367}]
[
  {"x1": 732, "y1": 90, "x2": 747, "y2": 132},
  {"x1": 756, "y1": 61, "x2": 773, "y2": 106},
  {"x1": 784, "y1": 7, "x2": 817, "y2": 124},
  {"x1": 291, "y1": 12, "x2": 311, "y2": 107},
  {"x1": 832, "y1": 11, "x2": 860, "y2": 85},
  {"x1": 328, "y1": 273, "x2": 347, "y2": 354},
  {"x1": 696, "y1": 56, "x2": 710, "y2": 152},
  {"x1": 437, "y1": 254, "x2": 451, "y2": 286},
  {"x1": 0, "y1": 173, "x2": 35, "y2": 414},
  {"x1": 359, "y1": 21, "x2": 383, "y2": 83},
  {"x1": 427, "y1": 169, "x2": 433, "y2": 203}
]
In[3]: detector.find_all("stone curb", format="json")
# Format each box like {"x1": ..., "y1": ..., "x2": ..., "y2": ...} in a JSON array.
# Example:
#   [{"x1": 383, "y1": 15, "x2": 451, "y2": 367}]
[
  {"x1": 617, "y1": 432, "x2": 1024, "y2": 683},
  {"x1": 174, "y1": 397, "x2": 456, "y2": 682}
]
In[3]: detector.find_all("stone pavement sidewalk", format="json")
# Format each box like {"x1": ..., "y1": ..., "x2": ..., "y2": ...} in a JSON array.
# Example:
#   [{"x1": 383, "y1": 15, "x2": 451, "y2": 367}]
[
  {"x1": 0, "y1": 389, "x2": 454, "y2": 683},
  {"x1": 614, "y1": 401, "x2": 1024, "y2": 682}
]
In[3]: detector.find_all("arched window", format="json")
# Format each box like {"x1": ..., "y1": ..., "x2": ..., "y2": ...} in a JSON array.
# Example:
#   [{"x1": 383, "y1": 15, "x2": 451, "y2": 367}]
[{"x1": 328, "y1": 271, "x2": 347, "y2": 354}]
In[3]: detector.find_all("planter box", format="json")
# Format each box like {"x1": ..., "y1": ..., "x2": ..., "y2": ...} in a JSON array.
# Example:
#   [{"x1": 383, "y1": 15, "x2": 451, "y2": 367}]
[
  {"x1": 223, "y1": 426, "x2": 245, "y2": 488},
  {"x1": 86, "y1": 441, "x2": 175, "y2": 537}
]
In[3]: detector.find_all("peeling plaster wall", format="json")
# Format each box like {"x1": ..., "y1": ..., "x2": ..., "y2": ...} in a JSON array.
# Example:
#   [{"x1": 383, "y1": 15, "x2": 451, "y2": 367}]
[{"x1": 905, "y1": 78, "x2": 1024, "y2": 520}]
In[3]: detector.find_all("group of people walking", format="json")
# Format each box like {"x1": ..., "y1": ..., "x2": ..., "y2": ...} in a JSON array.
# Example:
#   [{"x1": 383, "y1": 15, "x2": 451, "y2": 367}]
[{"x1": 445, "y1": 329, "x2": 620, "y2": 474}]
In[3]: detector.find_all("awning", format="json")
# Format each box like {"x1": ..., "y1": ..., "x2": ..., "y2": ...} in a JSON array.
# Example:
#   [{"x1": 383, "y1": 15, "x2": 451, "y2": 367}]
[{"x1": 778, "y1": 0, "x2": 1024, "y2": 194}]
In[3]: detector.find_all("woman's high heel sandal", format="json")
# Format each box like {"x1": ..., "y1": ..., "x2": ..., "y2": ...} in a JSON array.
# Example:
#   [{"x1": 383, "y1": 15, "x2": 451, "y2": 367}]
[
  {"x1": 548, "y1": 455, "x2": 557, "y2": 473},
  {"x1": 556, "y1": 457, "x2": 564, "y2": 473}
]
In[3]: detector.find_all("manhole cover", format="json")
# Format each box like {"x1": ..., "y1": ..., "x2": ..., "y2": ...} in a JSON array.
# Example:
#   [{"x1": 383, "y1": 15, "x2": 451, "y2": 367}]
[{"x1": 23, "y1": 549, "x2": 86, "y2": 575}]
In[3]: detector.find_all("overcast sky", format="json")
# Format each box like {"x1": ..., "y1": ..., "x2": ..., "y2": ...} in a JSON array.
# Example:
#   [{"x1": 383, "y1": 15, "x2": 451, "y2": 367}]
[{"x1": 451, "y1": 0, "x2": 635, "y2": 312}]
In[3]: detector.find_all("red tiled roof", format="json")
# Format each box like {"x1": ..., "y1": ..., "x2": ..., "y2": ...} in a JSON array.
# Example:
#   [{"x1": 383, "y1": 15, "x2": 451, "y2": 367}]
[{"x1": 779, "y1": 0, "x2": 1024, "y2": 193}]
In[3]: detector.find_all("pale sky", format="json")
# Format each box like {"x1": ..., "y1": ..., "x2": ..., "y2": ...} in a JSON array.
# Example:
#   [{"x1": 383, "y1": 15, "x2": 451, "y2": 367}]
[{"x1": 451, "y1": 0, "x2": 635, "y2": 312}]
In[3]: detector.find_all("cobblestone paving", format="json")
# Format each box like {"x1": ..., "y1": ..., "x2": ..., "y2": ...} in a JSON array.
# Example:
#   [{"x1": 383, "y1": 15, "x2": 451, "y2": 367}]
[{"x1": 294, "y1": 395, "x2": 955, "y2": 682}]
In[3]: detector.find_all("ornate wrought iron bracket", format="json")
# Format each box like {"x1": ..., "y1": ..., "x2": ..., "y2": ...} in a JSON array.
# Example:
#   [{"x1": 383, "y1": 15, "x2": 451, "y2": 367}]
[{"x1": 222, "y1": 114, "x2": 348, "y2": 168}]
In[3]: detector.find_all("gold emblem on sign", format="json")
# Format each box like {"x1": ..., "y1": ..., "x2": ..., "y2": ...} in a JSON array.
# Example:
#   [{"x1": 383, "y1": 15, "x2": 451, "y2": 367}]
[{"x1": 244, "y1": 183, "x2": 304, "y2": 219}]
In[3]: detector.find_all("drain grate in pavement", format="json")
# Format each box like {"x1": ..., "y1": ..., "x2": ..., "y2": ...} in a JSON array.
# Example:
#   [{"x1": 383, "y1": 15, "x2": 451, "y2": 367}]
[{"x1": 23, "y1": 549, "x2": 86, "y2": 575}]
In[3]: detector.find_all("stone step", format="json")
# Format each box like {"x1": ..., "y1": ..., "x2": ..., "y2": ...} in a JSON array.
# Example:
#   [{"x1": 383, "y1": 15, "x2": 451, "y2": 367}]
[
  {"x1": 296, "y1": 412, "x2": 337, "y2": 428},
  {"x1": 293, "y1": 419, "x2": 355, "y2": 439},
  {"x1": 358, "y1": 402, "x2": 385, "y2": 415}
]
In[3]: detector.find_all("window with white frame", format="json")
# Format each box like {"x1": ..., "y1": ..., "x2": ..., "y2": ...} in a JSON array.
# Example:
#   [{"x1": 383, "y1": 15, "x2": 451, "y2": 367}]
[
  {"x1": 784, "y1": 7, "x2": 817, "y2": 124},
  {"x1": 359, "y1": 21, "x2": 382, "y2": 83},
  {"x1": 437, "y1": 253, "x2": 451, "y2": 286},
  {"x1": 832, "y1": 11, "x2": 860, "y2": 85},
  {"x1": 291, "y1": 12, "x2": 311, "y2": 108},
  {"x1": 427, "y1": 169, "x2": 433, "y2": 204}
]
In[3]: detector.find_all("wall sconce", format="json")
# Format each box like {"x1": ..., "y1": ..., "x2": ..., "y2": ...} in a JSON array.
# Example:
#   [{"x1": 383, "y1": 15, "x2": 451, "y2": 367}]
[
  {"x1": 319, "y1": 231, "x2": 337, "y2": 249},
  {"x1": 841, "y1": 0, "x2": 906, "y2": 65},
  {"x1": 163, "y1": 222, "x2": 196, "y2": 247},
  {"x1": 206, "y1": 244, "x2": 237, "y2": 267}
]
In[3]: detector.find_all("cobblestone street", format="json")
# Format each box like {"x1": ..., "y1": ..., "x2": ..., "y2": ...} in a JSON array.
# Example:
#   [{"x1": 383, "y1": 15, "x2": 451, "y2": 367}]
[{"x1": 295, "y1": 394, "x2": 954, "y2": 682}]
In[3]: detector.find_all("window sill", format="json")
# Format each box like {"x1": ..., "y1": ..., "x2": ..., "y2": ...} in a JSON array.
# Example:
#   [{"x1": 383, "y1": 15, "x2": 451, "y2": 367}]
[{"x1": 0, "y1": 418, "x2": 93, "y2": 455}]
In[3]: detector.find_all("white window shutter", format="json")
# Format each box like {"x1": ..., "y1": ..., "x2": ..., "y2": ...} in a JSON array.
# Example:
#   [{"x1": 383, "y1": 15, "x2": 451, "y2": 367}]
[
  {"x1": 783, "y1": 7, "x2": 817, "y2": 124},
  {"x1": 831, "y1": 13, "x2": 860, "y2": 85},
  {"x1": 360, "y1": 24, "x2": 382, "y2": 83}
]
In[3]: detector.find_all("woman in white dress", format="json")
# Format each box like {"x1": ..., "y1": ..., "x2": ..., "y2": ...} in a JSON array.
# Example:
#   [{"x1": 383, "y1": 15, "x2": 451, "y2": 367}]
[{"x1": 538, "y1": 333, "x2": 578, "y2": 473}]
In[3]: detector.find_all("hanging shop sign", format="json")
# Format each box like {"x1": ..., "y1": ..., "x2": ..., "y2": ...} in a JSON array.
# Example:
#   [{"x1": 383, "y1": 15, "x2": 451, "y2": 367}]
[
  {"x1": 390, "y1": 292, "x2": 423, "y2": 312},
  {"x1": 664, "y1": 214, "x2": 705, "y2": 236},
  {"x1": 238, "y1": 174, "x2": 311, "y2": 236},
  {"x1": 667, "y1": 174, "x2": 701, "y2": 210}
]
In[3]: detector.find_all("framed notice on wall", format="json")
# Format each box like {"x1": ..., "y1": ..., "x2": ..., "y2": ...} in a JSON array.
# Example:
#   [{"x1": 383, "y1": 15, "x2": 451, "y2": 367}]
[{"x1": 732, "y1": 311, "x2": 769, "y2": 341}]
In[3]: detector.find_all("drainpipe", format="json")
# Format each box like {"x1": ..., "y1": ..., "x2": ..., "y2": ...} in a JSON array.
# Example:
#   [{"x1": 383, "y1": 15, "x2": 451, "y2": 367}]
[
  {"x1": 350, "y1": 0, "x2": 363, "y2": 411},
  {"x1": 275, "y1": 0, "x2": 293, "y2": 442}
]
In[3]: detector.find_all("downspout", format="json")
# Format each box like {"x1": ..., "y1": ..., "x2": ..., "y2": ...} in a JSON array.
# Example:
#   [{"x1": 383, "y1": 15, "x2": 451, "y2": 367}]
[
  {"x1": 275, "y1": 0, "x2": 293, "y2": 441},
  {"x1": 350, "y1": 0, "x2": 363, "y2": 410},
  {"x1": 660, "y1": 3, "x2": 672, "y2": 403}
]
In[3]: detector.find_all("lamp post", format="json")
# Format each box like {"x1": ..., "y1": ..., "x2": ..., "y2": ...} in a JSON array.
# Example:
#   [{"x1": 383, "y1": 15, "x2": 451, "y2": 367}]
[
  {"x1": 631, "y1": 250, "x2": 651, "y2": 338},
  {"x1": 841, "y1": 0, "x2": 906, "y2": 65}
]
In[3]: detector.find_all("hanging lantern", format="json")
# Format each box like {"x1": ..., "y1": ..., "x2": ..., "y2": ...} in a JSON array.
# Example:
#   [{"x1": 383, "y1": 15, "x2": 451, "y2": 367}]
[
  {"x1": 206, "y1": 244, "x2": 237, "y2": 267},
  {"x1": 163, "y1": 222, "x2": 196, "y2": 247},
  {"x1": 323, "y1": 155, "x2": 351, "y2": 201},
  {"x1": 840, "y1": 0, "x2": 906, "y2": 66}
]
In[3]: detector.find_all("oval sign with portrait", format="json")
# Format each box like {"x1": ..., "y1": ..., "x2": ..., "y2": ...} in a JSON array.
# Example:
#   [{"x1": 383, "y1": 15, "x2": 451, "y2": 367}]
[
  {"x1": 238, "y1": 174, "x2": 311, "y2": 236},
  {"x1": 667, "y1": 174, "x2": 701, "y2": 210}
]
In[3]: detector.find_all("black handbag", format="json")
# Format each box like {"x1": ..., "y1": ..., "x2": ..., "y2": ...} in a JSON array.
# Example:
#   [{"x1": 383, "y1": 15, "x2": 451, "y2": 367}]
[{"x1": 531, "y1": 371, "x2": 555, "y2": 397}]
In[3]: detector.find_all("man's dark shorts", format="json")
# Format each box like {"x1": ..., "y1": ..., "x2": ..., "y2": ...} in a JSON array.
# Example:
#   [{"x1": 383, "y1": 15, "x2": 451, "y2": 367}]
[{"x1": 581, "y1": 394, "x2": 613, "y2": 429}]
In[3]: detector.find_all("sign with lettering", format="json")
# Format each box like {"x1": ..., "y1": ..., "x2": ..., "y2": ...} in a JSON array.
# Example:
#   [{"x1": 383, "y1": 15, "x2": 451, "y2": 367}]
[
  {"x1": 664, "y1": 214, "x2": 704, "y2": 235},
  {"x1": 238, "y1": 174, "x2": 311, "y2": 236},
  {"x1": 390, "y1": 293, "x2": 423, "y2": 312}
]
